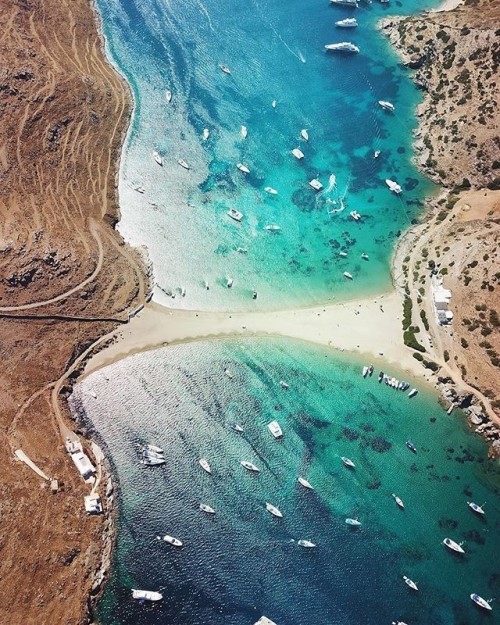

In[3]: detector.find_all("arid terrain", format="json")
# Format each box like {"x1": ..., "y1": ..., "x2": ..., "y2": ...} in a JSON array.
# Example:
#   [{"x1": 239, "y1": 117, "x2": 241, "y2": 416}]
[{"x1": 0, "y1": 1, "x2": 147, "y2": 623}]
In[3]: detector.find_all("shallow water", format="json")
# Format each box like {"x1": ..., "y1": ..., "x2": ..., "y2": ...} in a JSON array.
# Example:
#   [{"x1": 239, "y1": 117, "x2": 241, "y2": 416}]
[{"x1": 72, "y1": 339, "x2": 500, "y2": 625}]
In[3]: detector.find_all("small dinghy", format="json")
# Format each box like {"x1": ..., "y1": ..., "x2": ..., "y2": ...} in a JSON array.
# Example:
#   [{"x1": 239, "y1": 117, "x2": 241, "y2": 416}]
[
  {"x1": 265, "y1": 502, "x2": 283, "y2": 518},
  {"x1": 298, "y1": 539, "x2": 316, "y2": 548},
  {"x1": 392, "y1": 493, "x2": 405, "y2": 509},
  {"x1": 443, "y1": 537, "x2": 465, "y2": 553},
  {"x1": 240, "y1": 460, "x2": 260, "y2": 473},
  {"x1": 298, "y1": 476, "x2": 314, "y2": 490},
  {"x1": 199, "y1": 458, "x2": 212, "y2": 474},
  {"x1": 157, "y1": 534, "x2": 183, "y2": 547},
  {"x1": 132, "y1": 589, "x2": 163, "y2": 602},
  {"x1": 403, "y1": 576, "x2": 418, "y2": 591},
  {"x1": 200, "y1": 503, "x2": 216, "y2": 514}
]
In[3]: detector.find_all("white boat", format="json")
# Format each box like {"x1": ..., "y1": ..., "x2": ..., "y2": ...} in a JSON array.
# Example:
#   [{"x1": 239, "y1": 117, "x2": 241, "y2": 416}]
[
  {"x1": 403, "y1": 576, "x2": 418, "y2": 591},
  {"x1": 202, "y1": 128, "x2": 210, "y2": 140},
  {"x1": 470, "y1": 594, "x2": 493, "y2": 610},
  {"x1": 264, "y1": 224, "x2": 281, "y2": 232},
  {"x1": 271, "y1": 100, "x2": 277, "y2": 108},
  {"x1": 374, "y1": 150, "x2": 381, "y2": 158},
  {"x1": 391, "y1": 622, "x2": 409, "y2": 625},
  {"x1": 392, "y1": 493, "x2": 405, "y2": 509},
  {"x1": 141, "y1": 455, "x2": 165, "y2": 466},
  {"x1": 226, "y1": 277, "x2": 233, "y2": 288},
  {"x1": 350, "y1": 210, "x2": 361, "y2": 221},
  {"x1": 227, "y1": 208, "x2": 243, "y2": 222},
  {"x1": 343, "y1": 272, "x2": 353, "y2": 280},
  {"x1": 131, "y1": 184, "x2": 145, "y2": 193},
  {"x1": 178, "y1": 159, "x2": 190, "y2": 170},
  {"x1": 268, "y1": 420, "x2": 283, "y2": 438},
  {"x1": 292, "y1": 148, "x2": 304, "y2": 160},
  {"x1": 443, "y1": 537, "x2": 465, "y2": 553},
  {"x1": 341, "y1": 456, "x2": 355, "y2": 468},
  {"x1": 145, "y1": 443, "x2": 163, "y2": 454},
  {"x1": 142, "y1": 448, "x2": 164, "y2": 460},
  {"x1": 241, "y1": 125, "x2": 248, "y2": 139},
  {"x1": 362, "y1": 366, "x2": 369, "y2": 377},
  {"x1": 219, "y1": 64, "x2": 231, "y2": 74},
  {"x1": 345, "y1": 518, "x2": 361, "y2": 526},
  {"x1": 330, "y1": 0, "x2": 358, "y2": 5},
  {"x1": 200, "y1": 503, "x2": 216, "y2": 514},
  {"x1": 385, "y1": 179, "x2": 402, "y2": 194},
  {"x1": 152, "y1": 151, "x2": 163, "y2": 166},
  {"x1": 264, "y1": 186, "x2": 278, "y2": 195},
  {"x1": 279, "y1": 380, "x2": 289, "y2": 390},
  {"x1": 204, "y1": 280, "x2": 210, "y2": 290},
  {"x1": 309, "y1": 178, "x2": 323, "y2": 191},
  {"x1": 298, "y1": 476, "x2": 314, "y2": 490},
  {"x1": 298, "y1": 539, "x2": 316, "y2": 548},
  {"x1": 338, "y1": 251, "x2": 348, "y2": 258},
  {"x1": 255, "y1": 618, "x2": 277, "y2": 625},
  {"x1": 240, "y1": 460, "x2": 260, "y2": 473},
  {"x1": 224, "y1": 368, "x2": 233, "y2": 378},
  {"x1": 336, "y1": 18, "x2": 358, "y2": 27},
  {"x1": 300, "y1": 129, "x2": 309, "y2": 141},
  {"x1": 265, "y1": 502, "x2": 283, "y2": 518},
  {"x1": 361, "y1": 253, "x2": 369, "y2": 260},
  {"x1": 232, "y1": 423, "x2": 244, "y2": 432},
  {"x1": 132, "y1": 589, "x2": 163, "y2": 602},
  {"x1": 199, "y1": 458, "x2": 212, "y2": 474},
  {"x1": 378, "y1": 100, "x2": 395, "y2": 112},
  {"x1": 165, "y1": 90, "x2": 172, "y2": 103},
  {"x1": 467, "y1": 501, "x2": 485, "y2": 515},
  {"x1": 158, "y1": 534, "x2": 183, "y2": 547},
  {"x1": 408, "y1": 388, "x2": 418, "y2": 398},
  {"x1": 236, "y1": 163, "x2": 250, "y2": 174},
  {"x1": 325, "y1": 42, "x2": 360, "y2": 53}
]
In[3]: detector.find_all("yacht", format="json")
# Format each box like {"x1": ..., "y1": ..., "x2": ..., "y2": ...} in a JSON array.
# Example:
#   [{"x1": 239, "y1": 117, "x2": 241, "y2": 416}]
[
  {"x1": 406, "y1": 440, "x2": 417, "y2": 453},
  {"x1": 408, "y1": 388, "x2": 418, "y2": 398},
  {"x1": 374, "y1": 150, "x2": 381, "y2": 158},
  {"x1": 165, "y1": 90, "x2": 172, "y2": 103},
  {"x1": 325, "y1": 42, "x2": 360, "y2": 53},
  {"x1": 330, "y1": 0, "x2": 358, "y2": 5},
  {"x1": 178, "y1": 159, "x2": 190, "y2": 170},
  {"x1": 298, "y1": 476, "x2": 314, "y2": 490},
  {"x1": 403, "y1": 576, "x2": 418, "y2": 591},
  {"x1": 392, "y1": 493, "x2": 405, "y2": 509},
  {"x1": 255, "y1": 618, "x2": 277, "y2": 625},
  {"x1": 264, "y1": 186, "x2": 278, "y2": 195},
  {"x1": 300, "y1": 129, "x2": 309, "y2": 141},
  {"x1": 268, "y1": 420, "x2": 283, "y2": 438},
  {"x1": 240, "y1": 460, "x2": 260, "y2": 472},
  {"x1": 470, "y1": 594, "x2": 492, "y2": 610},
  {"x1": 378, "y1": 100, "x2": 395, "y2": 112},
  {"x1": 227, "y1": 208, "x2": 243, "y2": 222},
  {"x1": 132, "y1": 589, "x2": 163, "y2": 602},
  {"x1": 292, "y1": 148, "x2": 304, "y2": 160},
  {"x1": 443, "y1": 537, "x2": 465, "y2": 553},
  {"x1": 219, "y1": 64, "x2": 231, "y2": 74},
  {"x1": 298, "y1": 539, "x2": 316, "y2": 548},
  {"x1": 279, "y1": 380, "x2": 289, "y2": 390},
  {"x1": 385, "y1": 179, "x2": 402, "y2": 194},
  {"x1": 226, "y1": 277, "x2": 233, "y2": 288},
  {"x1": 467, "y1": 501, "x2": 485, "y2": 515},
  {"x1": 264, "y1": 224, "x2": 281, "y2": 232},
  {"x1": 152, "y1": 151, "x2": 163, "y2": 166},
  {"x1": 202, "y1": 128, "x2": 210, "y2": 140},
  {"x1": 309, "y1": 178, "x2": 323, "y2": 191},
  {"x1": 241, "y1": 125, "x2": 248, "y2": 139},
  {"x1": 236, "y1": 163, "x2": 250, "y2": 174},
  {"x1": 336, "y1": 18, "x2": 358, "y2": 27},
  {"x1": 265, "y1": 502, "x2": 283, "y2": 518},
  {"x1": 199, "y1": 458, "x2": 212, "y2": 474},
  {"x1": 343, "y1": 272, "x2": 353, "y2": 280},
  {"x1": 350, "y1": 210, "x2": 361, "y2": 221},
  {"x1": 341, "y1": 456, "x2": 355, "y2": 468},
  {"x1": 200, "y1": 503, "x2": 216, "y2": 514},
  {"x1": 345, "y1": 518, "x2": 361, "y2": 526},
  {"x1": 158, "y1": 534, "x2": 183, "y2": 547}
]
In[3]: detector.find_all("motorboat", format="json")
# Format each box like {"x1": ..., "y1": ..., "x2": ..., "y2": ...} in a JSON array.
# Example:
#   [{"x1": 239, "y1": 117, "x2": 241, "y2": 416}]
[
  {"x1": 204, "y1": 280, "x2": 210, "y2": 290},
  {"x1": 232, "y1": 423, "x2": 244, "y2": 432},
  {"x1": 131, "y1": 184, "x2": 145, "y2": 193},
  {"x1": 467, "y1": 501, "x2": 485, "y2": 515},
  {"x1": 140, "y1": 455, "x2": 165, "y2": 466},
  {"x1": 236, "y1": 163, "x2": 250, "y2": 174},
  {"x1": 392, "y1": 493, "x2": 405, "y2": 509},
  {"x1": 345, "y1": 518, "x2": 361, "y2": 526},
  {"x1": 403, "y1": 576, "x2": 418, "y2": 591},
  {"x1": 298, "y1": 539, "x2": 316, "y2": 548},
  {"x1": 254, "y1": 618, "x2": 277, "y2": 625},
  {"x1": 132, "y1": 589, "x2": 163, "y2": 601},
  {"x1": 391, "y1": 622, "x2": 408, "y2": 625},
  {"x1": 271, "y1": 100, "x2": 277, "y2": 108},
  {"x1": 300, "y1": 129, "x2": 309, "y2": 141},
  {"x1": 443, "y1": 537, "x2": 465, "y2": 553},
  {"x1": 330, "y1": 0, "x2": 358, "y2": 5},
  {"x1": 264, "y1": 224, "x2": 281, "y2": 232},
  {"x1": 408, "y1": 388, "x2": 418, "y2": 398},
  {"x1": 241, "y1": 125, "x2": 248, "y2": 139},
  {"x1": 165, "y1": 90, "x2": 172, "y2": 103},
  {"x1": 362, "y1": 366, "x2": 369, "y2": 377},
  {"x1": 200, "y1": 503, "x2": 216, "y2": 514},
  {"x1": 309, "y1": 178, "x2": 323, "y2": 191},
  {"x1": 292, "y1": 148, "x2": 304, "y2": 160},
  {"x1": 378, "y1": 100, "x2": 395, "y2": 112},
  {"x1": 199, "y1": 458, "x2": 212, "y2": 474},
  {"x1": 336, "y1": 18, "x2": 358, "y2": 27},
  {"x1": 368, "y1": 365, "x2": 374, "y2": 376},
  {"x1": 298, "y1": 476, "x2": 314, "y2": 490},
  {"x1": 152, "y1": 151, "x2": 163, "y2": 166},
  {"x1": 341, "y1": 456, "x2": 355, "y2": 468},
  {"x1": 158, "y1": 534, "x2": 183, "y2": 547},
  {"x1": 338, "y1": 251, "x2": 348, "y2": 258},
  {"x1": 406, "y1": 440, "x2": 417, "y2": 453},
  {"x1": 279, "y1": 380, "x2": 289, "y2": 390},
  {"x1": 227, "y1": 208, "x2": 243, "y2": 222},
  {"x1": 385, "y1": 179, "x2": 402, "y2": 194},
  {"x1": 240, "y1": 460, "x2": 260, "y2": 472},
  {"x1": 178, "y1": 159, "x2": 190, "y2": 170},
  {"x1": 144, "y1": 443, "x2": 163, "y2": 454},
  {"x1": 265, "y1": 502, "x2": 283, "y2": 518},
  {"x1": 268, "y1": 420, "x2": 283, "y2": 439},
  {"x1": 220, "y1": 64, "x2": 231, "y2": 74},
  {"x1": 325, "y1": 42, "x2": 360, "y2": 53},
  {"x1": 224, "y1": 368, "x2": 233, "y2": 378},
  {"x1": 264, "y1": 186, "x2": 278, "y2": 195},
  {"x1": 350, "y1": 210, "x2": 361, "y2": 221},
  {"x1": 226, "y1": 277, "x2": 233, "y2": 288},
  {"x1": 343, "y1": 272, "x2": 353, "y2": 280},
  {"x1": 252, "y1": 289, "x2": 258, "y2": 299},
  {"x1": 470, "y1": 594, "x2": 492, "y2": 610},
  {"x1": 374, "y1": 150, "x2": 381, "y2": 158},
  {"x1": 142, "y1": 448, "x2": 164, "y2": 460},
  {"x1": 378, "y1": 371, "x2": 384, "y2": 382},
  {"x1": 202, "y1": 128, "x2": 210, "y2": 140}
]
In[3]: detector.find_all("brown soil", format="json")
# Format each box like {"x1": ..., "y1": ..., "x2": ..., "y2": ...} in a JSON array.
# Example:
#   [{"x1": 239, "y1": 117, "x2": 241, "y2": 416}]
[{"x1": 0, "y1": 1, "x2": 147, "y2": 624}]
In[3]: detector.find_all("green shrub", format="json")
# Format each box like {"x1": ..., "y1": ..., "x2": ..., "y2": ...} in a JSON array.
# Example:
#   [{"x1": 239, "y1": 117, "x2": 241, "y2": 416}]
[
  {"x1": 420, "y1": 310, "x2": 430, "y2": 331},
  {"x1": 404, "y1": 330, "x2": 426, "y2": 352},
  {"x1": 444, "y1": 350, "x2": 450, "y2": 362}
]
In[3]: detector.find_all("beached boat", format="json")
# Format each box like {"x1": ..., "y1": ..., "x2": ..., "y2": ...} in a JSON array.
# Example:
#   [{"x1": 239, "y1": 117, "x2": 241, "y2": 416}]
[
  {"x1": 298, "y1": 476, "x2": 314, "y2": 490},
  {"x1": 292, "y1": 148, "x2": 304, "y2": 160},
  {"x1": 199, "y1": 458, "x2": 212, "y2": 474},
  {"x1": 265, "y1": 502, "x2": 283, "y2": 518},
  {"x1": 300, "y1": 129, "x2": 309, "y2": 141},
  {"x1": 345, "y1": 518, "x2": 361, "y2": 526},
  {"x1": 252, "y1": 289, "x2": 258, "y2": 299},
  {"x1": 241, "y1": 460, "x2": 260, "y2": 472},
  {"x1": 467, "y1": 501, "x2": 485, "y2": 515},
  {"x1": 341, "y1": 456, "x2": 355, "y2": 468},
  {"x1": 236, "y1": 163, "x2": 250, "y2": 174},
  {"x1": 240, "y1": 125, "x2": 248, "y2": 139},
  {"x1": 385, "y1": 178, "x2": 402, "y2": 194},
  {"x1": 309, "y1": 178, "x2": 323, "y2": 191},
  {"x1": 298, "y1": 539, "x2": 316, "y2": 548},
  {"x1": 158, "y1": 534, "x2": 183, "y2": 547},
  {"x1": 178, "y1": 159, "x2": 190, "y2": 170},
  {"x1": 219, "y1": 64, "x2": 231, "y2": 74},
  {"x1": 264, "y1": 224, "x2": 281, "y2": 232},
  {"x1": 132, "y1": 589, "x2": 163, "y2": 602},
  {"x1": 443, "y1": 537, "x2": 465, "y2": 553},
  {"x1": 336, "y1": 18, "x2": 358, "y2": 27},
  {"x1": 408, "y1": 388, "x2": 418, "y2": 398},
  {"x1": 403, "y1": 576, "x2": 418, "y2": 591},
  {"x1": 268, "y1": 420, "x2": 283, "y2": 439},
  {"x1": 392, "y1": 493, "x2": 405, "y2": 509},
  {"x1": 470, "y1": 594, "x2": 492, "y2": 610},
  {"x1": 227, "y1": 208, "x2": 243, "y2": 222},
  {"x1": 378, "y1": 100, "x2": 395, "y2": 112},
  {"x1": 152, "y1": 151, "x2": 163, "y2": 166},
  {"x1": 343, "y1": 272, "x2": 353, "y2": 280},
  {"x1": 200, "y1": 503, "x2": 216, "y2": 514},
  {"x1": 202, "y1": 128, "x2": 210, "y2": 140},
  {"x1": 254, "y1": 618, "x2": 277, "y2": 625},
  {"x1": 330, "y1": 0, "x2": 358, "y2": 6},
  {"x1": 264, "y1": 186, "x2": 278, "y2": 195},
  {"x1": 325, "y1": 42, "x2": 360, "y2": 53},
  {"x1": 350, "y1": 210, "x2": 361, "y2": 221},
  {"x1": 165, "y1": 90, "x2": 172, "y2": 103},
  {"x1": 406, "y1": 440, "x2": 417, "y2": 453}
]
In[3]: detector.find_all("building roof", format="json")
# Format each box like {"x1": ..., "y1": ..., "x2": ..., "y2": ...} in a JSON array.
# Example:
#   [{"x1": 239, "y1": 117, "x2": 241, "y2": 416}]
[{"x1": 71, "y1": 451, "x2": 95, "y2": 478}]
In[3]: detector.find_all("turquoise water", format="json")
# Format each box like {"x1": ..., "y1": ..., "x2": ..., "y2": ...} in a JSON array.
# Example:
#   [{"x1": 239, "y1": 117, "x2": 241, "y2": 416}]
[
  {"x1": 96, "y1": 0, "x2": 438, "y2": 310},
  {"x1": 72, "y1": 339, "x2": 500, "y2": 625}
]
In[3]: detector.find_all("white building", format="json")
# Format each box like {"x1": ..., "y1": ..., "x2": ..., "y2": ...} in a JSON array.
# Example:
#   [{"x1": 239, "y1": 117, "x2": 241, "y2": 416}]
[
  {"x1": 431, "y1": 277, "x2": 453, "y2": 325},
  {"x1": 70, "y1": 450, "x2": 95, "y2": 480},
  {"x1": 84, "y1": 494, "x2": 103, "y2": 515}
]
